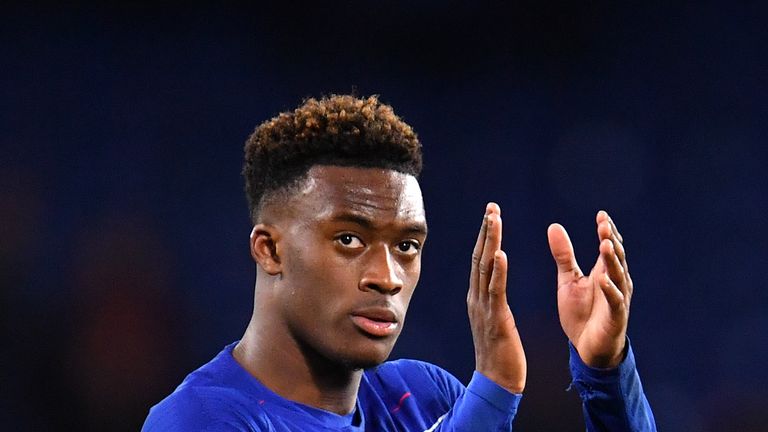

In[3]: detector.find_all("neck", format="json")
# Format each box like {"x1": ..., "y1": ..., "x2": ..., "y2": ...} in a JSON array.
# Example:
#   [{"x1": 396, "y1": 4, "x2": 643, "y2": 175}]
[{"x1": 233, "y1": 291, "x2": 362, "y2": 415}]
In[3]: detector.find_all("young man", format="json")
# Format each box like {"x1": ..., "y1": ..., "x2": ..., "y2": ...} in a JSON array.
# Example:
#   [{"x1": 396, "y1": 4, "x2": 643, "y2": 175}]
[{"x1": 143, "y1": 95, "x2": 656, "y2": 430}]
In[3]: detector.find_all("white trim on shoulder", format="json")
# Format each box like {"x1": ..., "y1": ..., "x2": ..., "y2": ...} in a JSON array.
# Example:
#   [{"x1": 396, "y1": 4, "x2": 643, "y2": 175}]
[{"x1": 424, "y1": 413, "x2": 447, "y2": 432}]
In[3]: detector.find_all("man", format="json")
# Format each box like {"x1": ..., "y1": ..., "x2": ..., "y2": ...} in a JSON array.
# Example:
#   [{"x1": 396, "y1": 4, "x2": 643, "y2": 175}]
[{"x1": 143, "y1": 95, "x2": 656, "y2": 430}]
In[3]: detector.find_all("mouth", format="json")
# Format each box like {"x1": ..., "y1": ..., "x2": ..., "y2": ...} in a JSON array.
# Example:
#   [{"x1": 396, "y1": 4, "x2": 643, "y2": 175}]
[{"x1": 350, "y1": 307, "x2": 399, "y2": 338}]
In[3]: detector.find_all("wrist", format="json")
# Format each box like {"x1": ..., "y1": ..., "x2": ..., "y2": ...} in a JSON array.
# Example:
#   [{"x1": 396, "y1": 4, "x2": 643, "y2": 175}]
[
  {"x1": 575, "y1": 340, "x2": 628, "y2": 369},
  {"x1": 476, "y1": 369, "x2": 525, "y2": 394}
]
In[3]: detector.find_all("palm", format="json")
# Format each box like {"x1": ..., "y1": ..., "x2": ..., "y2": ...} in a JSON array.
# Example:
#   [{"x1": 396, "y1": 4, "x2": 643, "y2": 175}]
[
  {"x1": 557, "y1": 261, "x2": 626, "y2": 364},
  {"x1": 548, "y1": 211, "x2": 632, "y2": 368}
]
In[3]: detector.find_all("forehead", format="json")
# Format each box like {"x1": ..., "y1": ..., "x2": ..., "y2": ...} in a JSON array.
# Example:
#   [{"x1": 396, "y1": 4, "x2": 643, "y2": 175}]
[{"x1": 289, "y1": 165, "x2": 426, "y2": 226}]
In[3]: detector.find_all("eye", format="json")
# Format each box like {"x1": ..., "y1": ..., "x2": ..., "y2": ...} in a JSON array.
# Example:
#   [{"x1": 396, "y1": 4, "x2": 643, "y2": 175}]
[
  {"x1": 396, "y1": 240, "x2": 421, "y2": 255},
  {"x1": 336, "y1": 234, "x2": 364, "y2": 249}
]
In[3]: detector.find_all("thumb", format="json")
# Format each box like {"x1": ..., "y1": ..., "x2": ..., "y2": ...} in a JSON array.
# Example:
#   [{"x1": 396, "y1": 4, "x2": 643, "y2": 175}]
[{"x1": 547, "y1": 223, "x2": 582, "y2": 278}]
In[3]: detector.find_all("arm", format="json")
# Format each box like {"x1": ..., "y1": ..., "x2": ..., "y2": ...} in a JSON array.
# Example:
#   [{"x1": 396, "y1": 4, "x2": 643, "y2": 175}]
[
  {"x1": 548, "y1": 211, "x2": 656, "y2": 431},
  {"x1": 569, "y1": 340, "x2": 656, "y2": 431},
  {"x1": 433, "y1": 203, "x2": 526, "y2": 431},
  {"x1": 425, "y1": 370, "x2": 522, "y2": 431}
]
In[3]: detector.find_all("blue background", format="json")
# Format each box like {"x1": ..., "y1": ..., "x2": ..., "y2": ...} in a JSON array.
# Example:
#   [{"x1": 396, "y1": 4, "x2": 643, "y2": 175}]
[{"x1": 2, "y1": 3, "x2": 766, "y2": 431}]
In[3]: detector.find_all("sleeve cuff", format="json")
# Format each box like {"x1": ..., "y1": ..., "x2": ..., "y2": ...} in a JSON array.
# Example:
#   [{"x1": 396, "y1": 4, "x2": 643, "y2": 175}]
[
  {"x1": 568, "y1": 337, "x2": 637, "y2": 393},
  {"x1": 467, "y1": 371, "x2": 522, "y2": 414}
]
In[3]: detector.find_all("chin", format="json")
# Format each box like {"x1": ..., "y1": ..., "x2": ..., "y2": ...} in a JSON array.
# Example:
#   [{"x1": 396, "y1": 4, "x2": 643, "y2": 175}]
[
  {"x1": 338, "y1": 341, "x2": 396, "y2": 370},
  {"x1": 343, "y1": 358, "x2": 384, "y2": 371}
]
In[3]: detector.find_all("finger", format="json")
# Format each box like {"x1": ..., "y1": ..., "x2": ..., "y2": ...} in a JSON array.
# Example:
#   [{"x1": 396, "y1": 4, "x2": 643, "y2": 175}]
[
  {"x1": 608, "y1": 216, "x2": 629, "y2": 275},
  {"x1": 600, "y1": 239, "x2": 627, "y2": 296},
  {"x1": 469, "y1": 204, "x2": 493, "y2": 303},
  {"x1": 488, "y1": 250, "x2": 509, "y2": 312},
  {"x1": 597, "y1": 211, "x2": 629, "y2": 275},
  {"x1": 612, "y1": 232, "x2": 626, "y2": 267},
  {"x1": 547, "y1": 223, "x2": 582, "y2": 278},
  {"x1": 604, "y1": 211, "x2": 624, "y2": 244},
  {"x1": 599, "y1": 272, "x2": 626, "y2": 314},
  {"x1": 597, "y1": 221, "x2": 625, "y2": 269},
  {"x1": 479, "y1": 206, "x2": 502, "y2": 301}
]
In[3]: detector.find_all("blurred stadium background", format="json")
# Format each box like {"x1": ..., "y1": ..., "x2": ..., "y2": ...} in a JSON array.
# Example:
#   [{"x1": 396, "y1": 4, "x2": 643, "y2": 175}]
[{"x1": 2, "y1": 3, "x2": 767, "y2": 430}]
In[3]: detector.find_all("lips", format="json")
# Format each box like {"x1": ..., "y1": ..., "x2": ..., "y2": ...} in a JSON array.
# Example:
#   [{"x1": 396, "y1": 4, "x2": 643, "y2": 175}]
[{"x1": 350, "y1": 307, "x2": 399, "y2": 338}]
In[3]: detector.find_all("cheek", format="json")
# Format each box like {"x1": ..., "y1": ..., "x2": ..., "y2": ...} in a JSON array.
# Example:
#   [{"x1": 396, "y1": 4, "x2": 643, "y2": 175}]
[
  {"x1": 285, "y1": 245, "x2": 360, "y2": 308},
  {"x1": 285, "y1": 239, "x2": 336, "y2": 279},
  {"x1": 403, "y1": 258, "x2": 421, "y2": 293},
  {"x1": 399, "y1": 261, "x2": 422, "y2": 305}
]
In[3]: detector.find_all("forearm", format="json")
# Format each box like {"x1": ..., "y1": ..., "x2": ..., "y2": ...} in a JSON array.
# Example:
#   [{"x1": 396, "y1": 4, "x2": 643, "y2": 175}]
[
  {"x1": 568, "y1": 340, "x2": 657, "y2": 432},
  {"x1": 432, "y1": 371, "x2": 521, "y2": 431}
]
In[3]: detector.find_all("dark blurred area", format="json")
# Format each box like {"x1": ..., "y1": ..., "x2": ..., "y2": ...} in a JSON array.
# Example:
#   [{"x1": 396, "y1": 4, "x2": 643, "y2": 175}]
[{"x1": 2, "y1": 2, "x2": 767, "y2": 431}]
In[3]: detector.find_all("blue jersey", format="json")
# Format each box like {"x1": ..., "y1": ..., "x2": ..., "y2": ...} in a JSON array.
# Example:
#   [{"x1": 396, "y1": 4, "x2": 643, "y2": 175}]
[{"x1": 143, "y1": 341, "x2": 655, "y2": 431}]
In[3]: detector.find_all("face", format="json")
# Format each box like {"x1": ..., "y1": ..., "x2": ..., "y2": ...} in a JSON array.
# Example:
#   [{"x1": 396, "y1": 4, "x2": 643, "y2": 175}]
[{"x1": 267, "y1": 165, "x2": 427, "y2": 370}]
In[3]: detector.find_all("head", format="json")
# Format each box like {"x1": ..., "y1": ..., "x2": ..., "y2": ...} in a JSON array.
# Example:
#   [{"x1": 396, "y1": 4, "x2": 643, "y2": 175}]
[{"x1": 243, "y1": 95, "x2": 426, "y2": 369}]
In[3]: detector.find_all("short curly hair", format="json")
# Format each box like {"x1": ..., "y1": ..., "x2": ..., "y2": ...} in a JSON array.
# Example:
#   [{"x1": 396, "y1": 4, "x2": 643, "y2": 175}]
[{"x1": 243, "y1": 95, "x2": 423, "y2": 222}]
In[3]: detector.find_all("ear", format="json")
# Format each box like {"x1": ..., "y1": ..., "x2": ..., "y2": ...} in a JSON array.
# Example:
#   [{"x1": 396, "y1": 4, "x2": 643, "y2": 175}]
[{"x1": 250, "y1": 224, "x2": 282, "y2": 275}]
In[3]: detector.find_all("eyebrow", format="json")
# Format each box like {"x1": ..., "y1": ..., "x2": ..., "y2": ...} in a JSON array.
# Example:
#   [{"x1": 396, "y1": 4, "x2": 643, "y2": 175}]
[{"x1": 330, "y1": 213, "x2": 428, "y2": 236}]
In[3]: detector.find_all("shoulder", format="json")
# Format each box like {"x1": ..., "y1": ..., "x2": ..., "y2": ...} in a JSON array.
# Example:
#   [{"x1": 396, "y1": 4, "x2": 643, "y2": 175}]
[
  {"x1": 365, "y1": 359, "x2": 465, "y2": 401},
  {"x1": 143, "y1": 385, "x2": 272, "y2": 431},
  {"x1": 369, "y1": 359, "x2": 461, "y2": 382},
  {"x1": 357, "y1": 360, "x2": 466, "y2": 428},
  {"x1": 142, "y1": 343, "x2": 273, "y2": 431}
]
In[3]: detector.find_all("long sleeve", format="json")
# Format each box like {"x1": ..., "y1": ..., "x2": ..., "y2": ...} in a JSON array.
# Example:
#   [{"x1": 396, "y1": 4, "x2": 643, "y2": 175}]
[
  {"x1": 431, "y1": 371, "x2": 521, "y2": 431},
  {"x1": 568, "y1": 340, "x2": 657, "y2": 431}
]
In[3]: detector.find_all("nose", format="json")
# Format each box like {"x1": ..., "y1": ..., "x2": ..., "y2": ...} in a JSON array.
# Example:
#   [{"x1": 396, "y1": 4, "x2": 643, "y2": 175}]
[{"x1": 359, "y1": 244, "x2": 403, "y2": 295}]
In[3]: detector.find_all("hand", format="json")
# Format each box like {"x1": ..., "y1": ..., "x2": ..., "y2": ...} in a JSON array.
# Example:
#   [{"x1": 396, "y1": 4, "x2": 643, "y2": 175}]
[
  {"x1": 547, "y1": 211, "x2": 632, "y2": 369},
  {"x1": 468, "y1": 203, "x2": 526, "y2": 393}
]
